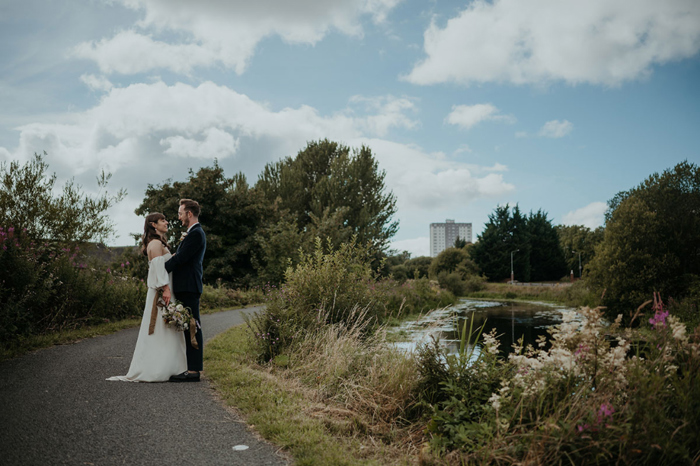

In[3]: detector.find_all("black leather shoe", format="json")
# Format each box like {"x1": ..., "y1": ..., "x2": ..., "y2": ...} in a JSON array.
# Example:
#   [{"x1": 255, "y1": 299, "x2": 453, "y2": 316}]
[{"x1": 169, "y1": 371, "x2": 201, "y2": 382}]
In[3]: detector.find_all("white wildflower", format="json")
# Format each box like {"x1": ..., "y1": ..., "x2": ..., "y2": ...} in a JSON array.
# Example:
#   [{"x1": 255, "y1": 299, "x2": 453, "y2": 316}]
[
  {"x1": 668, "y1": 316, "x2": 687, "y2": 342},
  {"x1": 482, "y1": 332, "x2": 500, "y2": 355},
  {"x1": 488, "y1": 392, "x2": 501, "y2": 411}
]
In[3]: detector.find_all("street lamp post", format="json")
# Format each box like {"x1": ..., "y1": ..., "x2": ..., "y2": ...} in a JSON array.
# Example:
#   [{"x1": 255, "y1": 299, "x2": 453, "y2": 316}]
[
  {"x1": 573, "y1": 250, "x2": 582, "y2": 278},
  {"x1": 510, "y1": 249, "x2": 519, "y2": 284}
]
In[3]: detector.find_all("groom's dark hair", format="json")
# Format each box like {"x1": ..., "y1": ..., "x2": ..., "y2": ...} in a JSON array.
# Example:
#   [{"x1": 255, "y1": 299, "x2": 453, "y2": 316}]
[{"x1": 180, "y1": 198, "x2": 201, "y2": 218}]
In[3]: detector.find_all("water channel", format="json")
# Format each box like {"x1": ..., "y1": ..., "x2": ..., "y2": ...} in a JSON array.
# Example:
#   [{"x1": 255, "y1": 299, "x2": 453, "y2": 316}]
[{"x1": 392, "y1": 298, "x2": 573, "y2": 358}]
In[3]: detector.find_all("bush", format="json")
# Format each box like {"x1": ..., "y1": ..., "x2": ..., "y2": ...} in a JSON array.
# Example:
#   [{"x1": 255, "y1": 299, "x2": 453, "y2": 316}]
[
  {"x1": 246, "y1": 238, "x2": 378, "y2": 362},
  {"x1": 373, "y1": 277, "x2": 456, "y2": 320},
  {"x1": 200, "y1": 282, "x2": 267, "y2": 310},
  {"x1": 0, "y1": 228, "x2": 146, "y2": 348},
  {"x1": 437, "y1": 271, "x2": 466, "y2": 296},
  {"x1": 418, "y1": 302, "x2": 700, "y2": 465},
  {"x1": 247, "y1": 239, "x2": 458, "y2": 363},
  {"x1": 416, "y1": 323, "x2": 505, "y2": 454},
  {"x1": 437, "y1": 271, "x2": 486, "y2": 296}
]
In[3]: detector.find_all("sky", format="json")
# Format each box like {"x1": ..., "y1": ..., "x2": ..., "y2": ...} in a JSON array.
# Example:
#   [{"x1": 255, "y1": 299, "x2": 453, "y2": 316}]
[{"x1": 1, "y1": 0, "x2": 699, "y2": 257}]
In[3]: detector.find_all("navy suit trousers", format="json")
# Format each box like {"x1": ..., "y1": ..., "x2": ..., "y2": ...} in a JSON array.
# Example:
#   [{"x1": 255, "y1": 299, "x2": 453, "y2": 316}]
[{"x1": 177, "y1": 291, "x2": 203, "y2": 371}]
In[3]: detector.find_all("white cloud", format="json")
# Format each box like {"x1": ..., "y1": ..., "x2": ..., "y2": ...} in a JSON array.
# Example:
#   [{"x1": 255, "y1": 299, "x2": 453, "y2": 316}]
[
  {"x1": 79, "y1": 74, "x2": 113, "y2": 92},
  {"x1": 445, "y1": 104, "x2": 515, "y2": 130},
  {"x1": 562, "y1": 202, "x2": 607, "y2": 229},
  {"x1": 515, "y1": 131, "x2": 528, "y2": 138},
  {"x1": 73, "y1": 31, "x2": 218, "y2": 75},
  {"x1": 539, "y1": 120, "x2": 573, "y2": 138},
  {"x1": 0, "y1": 81, "x2": 513, "y2": 243},
  {"x1": 161, "y1": 128, "x2": 239, "y2": 159},
  {"x1": 405, "y1": 0, "x2": 700, "y2": 86},
  {"x1": 348, "y1": 95, "x2": 419, "y2": 136},
  {"x1": 390, "y1": 236, "x2": 429, "y2": 257},
  {"x1": 358, "y1": 139, "x2": 515, "y2": 212},
  {"x1": 75, "y1": 0, "x2": 401, "y2": 75}
]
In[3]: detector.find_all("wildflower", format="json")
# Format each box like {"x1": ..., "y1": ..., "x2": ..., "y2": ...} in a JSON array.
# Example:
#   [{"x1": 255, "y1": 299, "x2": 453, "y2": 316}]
[
  {"x1": 126, "y1": 261, "x2": 130, "y2": 266},
  {"x1": 649, "y1": 309, "x2": 669, "y2": 328},
  {"x1": 597, "y1": 402, "x2": 615, "y2": 426},
  {"x1": 668, "y1": 316, "x2": 687, "y2": 342},
  {"x1": 106, "y1": 268, "x2": 111, "y2": 273},
  {"x1": 121, "y1": 263, "x2": 125, "y2": 268},
  {"x1": 488, "y1": 392, "x2": 501, "y2": 411}
]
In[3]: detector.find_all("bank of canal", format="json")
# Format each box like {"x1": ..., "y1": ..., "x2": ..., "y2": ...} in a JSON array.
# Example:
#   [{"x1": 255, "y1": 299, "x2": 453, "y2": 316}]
[{"x1": 392, "y1": 298, "x2": 575, "y2": 358}]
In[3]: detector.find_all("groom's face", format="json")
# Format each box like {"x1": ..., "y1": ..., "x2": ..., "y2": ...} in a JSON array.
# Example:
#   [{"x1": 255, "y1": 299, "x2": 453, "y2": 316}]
[{"x1": 178, "y1": 205, "x2": 191, "y2": 228}]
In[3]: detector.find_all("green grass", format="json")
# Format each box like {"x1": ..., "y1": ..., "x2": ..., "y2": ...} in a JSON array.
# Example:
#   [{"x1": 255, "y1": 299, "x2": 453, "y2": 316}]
[{"x1": 205, "y1": 325, "x2": 410, "y2": 465}]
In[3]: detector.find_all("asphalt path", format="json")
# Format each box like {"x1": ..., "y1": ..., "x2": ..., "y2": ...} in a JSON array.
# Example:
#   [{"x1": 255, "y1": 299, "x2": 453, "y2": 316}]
[{"x1": 0, "y1": 307, "x2": 289, "y2": 466}]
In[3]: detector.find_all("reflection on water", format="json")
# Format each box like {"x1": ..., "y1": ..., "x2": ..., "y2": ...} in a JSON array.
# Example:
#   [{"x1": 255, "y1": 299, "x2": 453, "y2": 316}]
[{"x1": 393, "y1": 299, "x2": 572, "y2": 358}]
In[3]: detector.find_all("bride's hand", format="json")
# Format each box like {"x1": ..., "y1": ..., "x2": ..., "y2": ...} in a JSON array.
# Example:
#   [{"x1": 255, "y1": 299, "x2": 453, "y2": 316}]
[{"x1": 162, "y1": 287, "x2": 171, "y2": 306}]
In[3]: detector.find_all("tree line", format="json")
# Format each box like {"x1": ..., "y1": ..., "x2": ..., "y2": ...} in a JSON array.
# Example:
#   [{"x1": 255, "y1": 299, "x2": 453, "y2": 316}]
[
  {"x1": 131, "y1": 139, "x2": 398, "y2": 287},
  {"x1": 2, "y1": 144, "x2": 698, "y2": 325}
]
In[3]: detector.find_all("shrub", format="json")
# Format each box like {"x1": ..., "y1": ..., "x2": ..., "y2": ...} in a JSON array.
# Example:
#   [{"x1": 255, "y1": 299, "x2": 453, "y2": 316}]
[
  {"x1": 373, "y1": 277, "x2": 456, "y2": 320},
  {"x1": 437, "y1": 271, "x2": 466, "y2": 296},
  {"x1": 246, "y1": 238, "x2": 378, "y2": 362},
  {"x1": 247, "y1": 239, "x2": 458, "y2": 363},
  {"x1": 0, "y1": 227, "x2": 146, "y2": 349},
  {"x1": 200, "y1": 282, "x2": 267, "y2": 310},
  {"x1": 420, "y1": 300, "x2": 700, "y2": 465}
]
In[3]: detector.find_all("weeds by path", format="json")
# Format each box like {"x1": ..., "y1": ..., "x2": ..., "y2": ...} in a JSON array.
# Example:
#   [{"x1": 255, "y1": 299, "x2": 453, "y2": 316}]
[{"x1": 205, "y1": 325, "x2": 416, "y2": 466}]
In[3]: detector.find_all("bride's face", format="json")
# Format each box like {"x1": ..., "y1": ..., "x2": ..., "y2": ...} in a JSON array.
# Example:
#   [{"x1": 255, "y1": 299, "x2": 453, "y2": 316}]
[{"x1": 152, "y1": 218, "x2": 168, "y2": 235}]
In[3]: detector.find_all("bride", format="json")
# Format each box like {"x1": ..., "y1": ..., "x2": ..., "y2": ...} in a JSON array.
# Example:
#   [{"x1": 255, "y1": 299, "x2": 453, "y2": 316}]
[{"x1": 107, "y1": 212, "x2": 187, "y2": 382}]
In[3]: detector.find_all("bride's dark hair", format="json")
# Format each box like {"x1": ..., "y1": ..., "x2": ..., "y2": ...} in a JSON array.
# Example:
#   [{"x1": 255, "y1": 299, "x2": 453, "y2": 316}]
[{"x1": 141, "y1": 212, "x2": 170, "y2": 256}]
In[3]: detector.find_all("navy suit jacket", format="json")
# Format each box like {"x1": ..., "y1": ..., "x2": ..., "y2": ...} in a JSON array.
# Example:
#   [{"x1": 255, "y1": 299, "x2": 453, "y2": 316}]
[{"x1": 165, "y1": 223, "x2": 206, "y2": 294}]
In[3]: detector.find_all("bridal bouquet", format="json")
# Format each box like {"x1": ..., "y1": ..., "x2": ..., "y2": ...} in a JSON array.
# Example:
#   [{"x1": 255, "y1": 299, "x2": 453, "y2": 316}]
[{"x1": 160, "y1": 299, "x2": 193, "y2": 332}]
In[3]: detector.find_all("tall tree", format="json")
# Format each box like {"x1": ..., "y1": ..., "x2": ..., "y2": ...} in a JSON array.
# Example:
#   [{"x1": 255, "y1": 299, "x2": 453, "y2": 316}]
[
  {"x1": 136, "y1": 161, "x2": 265, "y2": 287},
  {"x1": 255, "y1": 139, "x2": 398, "y2": 258},
  {"x1": 470, "y1": 204, "x2": 531, "y2": 282},
  {"x1": 528, "y1": 210, "x2": 567, "y2": 281},
  {"x1": 256, "y1": 140, "x2": 398, "y2": 247},
  {"x1": 0, "y1": 153, "x2": 125, "y2": 244},
  {"x1": 555, "y1": 224, "x2": 604, "y2": 277},
  {"x1": 587, "y1": 161, "x2": 700, "y2": 316}
]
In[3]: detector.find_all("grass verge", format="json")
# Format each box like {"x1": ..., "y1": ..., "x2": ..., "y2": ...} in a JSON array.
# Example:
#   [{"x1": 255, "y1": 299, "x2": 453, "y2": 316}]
[
  {"x1": 465, "y1": 280, "x2": 600, "y2": 308},
  {"x1": 205, "y1": 324, "x2": 415, "y2": 466}
]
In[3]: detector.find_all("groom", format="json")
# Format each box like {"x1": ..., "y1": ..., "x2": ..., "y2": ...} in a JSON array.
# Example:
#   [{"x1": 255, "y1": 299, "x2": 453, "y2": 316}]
[{"x1": 166, "y1": 198, "x2": 206, "y2": 382}]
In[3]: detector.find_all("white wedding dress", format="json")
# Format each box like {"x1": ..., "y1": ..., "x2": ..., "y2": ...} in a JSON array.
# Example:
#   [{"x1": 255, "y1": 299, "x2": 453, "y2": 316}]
[{"x1": 107, "y1": 252, "x2": 187, "y2": 382}]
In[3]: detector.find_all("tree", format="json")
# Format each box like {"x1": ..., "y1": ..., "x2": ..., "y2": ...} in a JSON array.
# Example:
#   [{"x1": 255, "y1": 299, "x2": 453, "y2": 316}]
[
  {"x1": 555, "y1": 224, "x2": 604, "y2": 277},
  {"x1": 454, "y1": 237, "x2": 468, "y2": 249},
  {"x1": 406, "y1": 256, "x2": 432, "y2": 279},
  {"x1": 528, "y1": 210, "x2": 567, "y2": 281},
  {"x1": 136, "y1": 161, "x2": 266, "y2": 287},
  {"x1": 429, "y1": 247, "x2": 478, "y2": 279},
  {"x1": 255, "y1": 139, "x2": 398, "y2": 256},
  {"x1": 0, "y1": 153, "x2": 125, "y2": 244},
  {"x1": 470, "y1": 204, "x2": 531, "y2": 282},
  {"x1": 587, "y1": 161, "x2": 700, "y2": 316}
]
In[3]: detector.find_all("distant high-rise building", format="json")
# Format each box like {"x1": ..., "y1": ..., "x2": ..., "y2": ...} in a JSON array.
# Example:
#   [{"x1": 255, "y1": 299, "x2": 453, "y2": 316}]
[{"x1": 430, "y1": 219, "x2": 472, "y2": 257}]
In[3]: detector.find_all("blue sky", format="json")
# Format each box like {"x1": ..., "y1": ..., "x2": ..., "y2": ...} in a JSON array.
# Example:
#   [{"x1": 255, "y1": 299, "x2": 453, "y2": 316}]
[{"x1": 1, "y1": 0, "x2": 699, "y2": 256}]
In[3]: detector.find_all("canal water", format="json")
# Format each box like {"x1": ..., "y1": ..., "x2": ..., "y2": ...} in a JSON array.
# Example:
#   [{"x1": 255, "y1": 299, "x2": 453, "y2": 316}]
[{"x1": 392, "y1": 299, "x2": 572, "y2": 358}]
